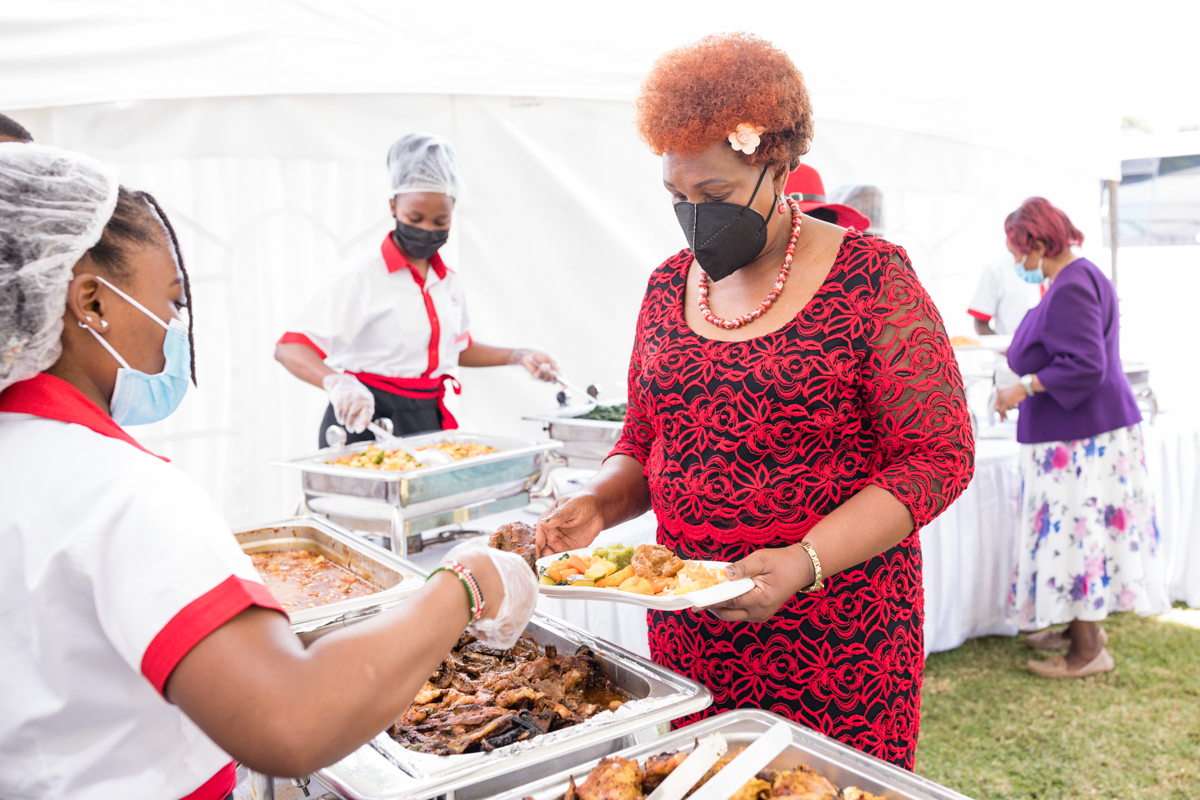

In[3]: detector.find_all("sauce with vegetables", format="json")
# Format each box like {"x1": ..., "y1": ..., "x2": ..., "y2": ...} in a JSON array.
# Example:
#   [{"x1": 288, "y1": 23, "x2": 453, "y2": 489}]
[{"x1": 250, "y1": 550, "x2": 380, "y2": 610}]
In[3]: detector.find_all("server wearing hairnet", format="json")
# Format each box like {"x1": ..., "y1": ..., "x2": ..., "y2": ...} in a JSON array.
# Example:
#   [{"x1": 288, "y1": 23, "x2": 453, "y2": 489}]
[
  {"x1": 0, "y1": 143, "x2": 538, "y2": 800},
  {"x1": 276, "y1": 133, "x2": 557, "y2": 444}
]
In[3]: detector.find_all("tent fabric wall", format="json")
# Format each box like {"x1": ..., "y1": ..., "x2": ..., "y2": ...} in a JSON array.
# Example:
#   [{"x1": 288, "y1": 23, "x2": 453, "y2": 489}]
[{"x1": 11, "y1": 93, "x2": 1105, "y2": 526}]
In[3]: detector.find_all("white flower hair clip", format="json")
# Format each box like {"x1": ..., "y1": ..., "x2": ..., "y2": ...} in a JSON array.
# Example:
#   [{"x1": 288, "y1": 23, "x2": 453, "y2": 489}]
[{"x1": 728, "y1": 123, "x2": 766, "y2": 155}]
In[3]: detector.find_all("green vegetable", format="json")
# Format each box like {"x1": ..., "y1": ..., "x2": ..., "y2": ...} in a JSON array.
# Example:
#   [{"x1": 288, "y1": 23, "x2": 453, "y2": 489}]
[
  {"x1": 373, "y1": 450, "x2": 386, "y2": 465},
  {"x1": 576, "y1": 403, "x2": 627, "y2": 422},
  {"x1": 592, "y1": 543, "x2": 634, "y2": 570}
]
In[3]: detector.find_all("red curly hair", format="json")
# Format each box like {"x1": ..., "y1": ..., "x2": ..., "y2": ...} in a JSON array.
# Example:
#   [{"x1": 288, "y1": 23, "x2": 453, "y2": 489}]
[
  {"x1": 1005, "y1": 197, "x2": 1084, "y2": 258},
  {"x1": 635, "y1": 32, "x2": 813, "y2": 169}
]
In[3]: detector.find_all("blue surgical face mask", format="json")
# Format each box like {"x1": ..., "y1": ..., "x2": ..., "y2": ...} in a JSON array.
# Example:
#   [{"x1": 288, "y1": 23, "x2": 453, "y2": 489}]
[
  {"x1": 85, "y1": 275, "x2": 192, "y2": 426},
  {"x1": 1014, "y1": 253, "x2": 1045, "y2": 284}
]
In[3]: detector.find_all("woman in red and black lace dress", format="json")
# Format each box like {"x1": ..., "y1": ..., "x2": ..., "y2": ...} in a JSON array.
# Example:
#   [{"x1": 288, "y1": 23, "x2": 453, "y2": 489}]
[{"x1": 536, "y1": 33, "x2": 974, "y2": 769}]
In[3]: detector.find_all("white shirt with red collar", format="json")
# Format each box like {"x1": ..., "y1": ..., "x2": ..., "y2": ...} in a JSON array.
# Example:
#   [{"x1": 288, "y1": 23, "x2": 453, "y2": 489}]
[
  {"x1": 279, "y1": 234, "x2": 472, "y2": 382},
  {"x1": 0, "y1": 374, "x2": 285, "y2": 800}
]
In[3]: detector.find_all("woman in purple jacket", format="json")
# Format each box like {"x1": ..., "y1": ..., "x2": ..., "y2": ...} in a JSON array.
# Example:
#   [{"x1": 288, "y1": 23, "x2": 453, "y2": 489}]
[{"x1": 995, "y1": 197, "x2": 1167, "y2": 678}]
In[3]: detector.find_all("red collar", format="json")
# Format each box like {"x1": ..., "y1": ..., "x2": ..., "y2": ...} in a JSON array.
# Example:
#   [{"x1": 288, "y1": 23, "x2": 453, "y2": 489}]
[
  {"x1": 0, "y1": 373, "x2": 169, "y2": 462},
  {"x1": 380, "y1": 233, "x2": 448, "y2": 284}
]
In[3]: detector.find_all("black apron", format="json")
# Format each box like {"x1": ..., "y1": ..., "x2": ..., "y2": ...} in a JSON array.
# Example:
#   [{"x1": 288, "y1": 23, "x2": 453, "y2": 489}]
[{"x1": 318, "y1": 382, "x2": 443, "y2": 448}]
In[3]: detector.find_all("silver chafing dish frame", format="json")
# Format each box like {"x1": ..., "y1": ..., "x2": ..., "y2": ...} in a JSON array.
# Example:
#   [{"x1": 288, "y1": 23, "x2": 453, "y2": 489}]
[
  {"x1": 233, "y1": 516, "x2": 426, "y2": 627},
  {"x1": 523, "y1": 400, "x2": 626, "y2": 471},
  {"x1": 488, "y1": 708, "x2": 975, "y2": 800},
  {"x1": 271, "y1": 431, "x2": 562, "y2": 557},
  {"x1": 294, "y1": 612, "x2": 711, "y2": 800}
]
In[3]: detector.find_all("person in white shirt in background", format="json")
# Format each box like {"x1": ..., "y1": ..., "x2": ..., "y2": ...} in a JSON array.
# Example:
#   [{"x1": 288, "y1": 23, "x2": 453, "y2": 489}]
[
  {"x1": 967, "y1": 255, "x2": 1044, "y2": 336},
  {"x1": 275, "y1": 133, "x2": 558, "y2": 446},
  {"x1": 0, "y1": 143, "x2": 537, "y2": 800}
]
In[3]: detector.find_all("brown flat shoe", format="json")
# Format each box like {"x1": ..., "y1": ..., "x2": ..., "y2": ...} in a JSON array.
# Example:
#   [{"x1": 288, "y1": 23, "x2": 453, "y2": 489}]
[
  {"x1": 1025, "y1": 626, "x2": 1108, "y2": 651},
  {"x1": 1027, "y1": 647, "x2": 1114, "y2": 678}
]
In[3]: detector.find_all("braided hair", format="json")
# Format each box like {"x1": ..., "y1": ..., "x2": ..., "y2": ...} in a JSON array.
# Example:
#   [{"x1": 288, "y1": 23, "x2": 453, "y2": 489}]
[{"x1": 85, "y1": 186, "x2": 197, "y2": 384}]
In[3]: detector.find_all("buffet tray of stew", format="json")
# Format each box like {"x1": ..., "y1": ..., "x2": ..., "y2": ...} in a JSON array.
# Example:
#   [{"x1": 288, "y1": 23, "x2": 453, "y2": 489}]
[
  {"x1": 233, "y1": 517, "x2": 425, "y2": 626},
  {"x1": 486, "y1": 709, "x2": 974, "y2": 800},
  {"x1": 299, "y1": 612, "x2": 711, "y2": 800}
]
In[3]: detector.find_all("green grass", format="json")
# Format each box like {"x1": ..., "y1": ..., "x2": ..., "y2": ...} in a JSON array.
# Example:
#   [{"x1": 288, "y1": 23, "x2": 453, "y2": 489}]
[{"x1": 914, "y1": 606, "x2": 1200, "y2": 800}]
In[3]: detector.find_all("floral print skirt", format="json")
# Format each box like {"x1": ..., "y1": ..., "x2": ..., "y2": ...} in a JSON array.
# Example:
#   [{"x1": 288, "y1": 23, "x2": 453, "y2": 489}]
[{"x1": 1007, "y1": 424, "x2": 1168, "y2": 629}]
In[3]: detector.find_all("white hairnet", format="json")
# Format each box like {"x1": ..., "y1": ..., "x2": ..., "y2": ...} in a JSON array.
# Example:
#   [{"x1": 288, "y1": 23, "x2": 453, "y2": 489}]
[
  {"x1": 0, "y1": 143, "x2": 118, "y2": 393},
  {"x1": 387, "y1": 133, "x2": 459, "y2": 199}
]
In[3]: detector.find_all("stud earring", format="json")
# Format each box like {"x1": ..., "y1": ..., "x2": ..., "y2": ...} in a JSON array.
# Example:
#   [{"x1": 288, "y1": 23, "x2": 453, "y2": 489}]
[{"x1": 100, "y1": 320, "x2": 109, "y2": 329}]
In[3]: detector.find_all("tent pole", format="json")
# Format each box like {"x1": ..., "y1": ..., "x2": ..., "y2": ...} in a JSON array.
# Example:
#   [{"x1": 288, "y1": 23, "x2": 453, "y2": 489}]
[{"x1": 1107, "y1": 179, "x2": 1119, "y2": 294}]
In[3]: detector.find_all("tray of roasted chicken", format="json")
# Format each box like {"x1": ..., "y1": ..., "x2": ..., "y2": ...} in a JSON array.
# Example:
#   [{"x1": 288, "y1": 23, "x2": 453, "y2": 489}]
[
  {"x1": 297, "y1": 612, "x2": 712, "y2": 800},
  {"x1": 234, "y1": 517, "x2": 424, "y2": 627},
  {"x1": 487, "y1": 709, "x2": 974, "y2": 800}
]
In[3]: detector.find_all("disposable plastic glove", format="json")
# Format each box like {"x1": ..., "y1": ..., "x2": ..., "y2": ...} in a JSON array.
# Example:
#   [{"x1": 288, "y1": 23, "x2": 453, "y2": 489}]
[
  {"x1": 322, "y1": 373, "x2": 374, "y2": 434},
  {"x1": 507, "y1": 348, "x2": 558, "y2": 382},
  {"x1": 444, "y1": 539, "x2": 538, "y2": 650}
]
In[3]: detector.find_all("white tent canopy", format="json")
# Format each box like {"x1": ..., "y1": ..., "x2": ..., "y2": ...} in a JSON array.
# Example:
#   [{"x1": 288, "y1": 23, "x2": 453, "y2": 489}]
[{"x1": 2, "y1": 1, "x2": 1194, "y2": 525}]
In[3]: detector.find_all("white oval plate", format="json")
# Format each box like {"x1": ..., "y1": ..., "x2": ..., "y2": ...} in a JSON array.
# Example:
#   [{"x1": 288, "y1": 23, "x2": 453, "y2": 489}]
[{"x1": 535, "y1": 549, "x2": 755, "y2": 610}]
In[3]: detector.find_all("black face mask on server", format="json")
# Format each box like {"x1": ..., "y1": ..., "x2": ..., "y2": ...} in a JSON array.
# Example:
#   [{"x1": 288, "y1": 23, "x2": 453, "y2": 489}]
[
  {"x1": 394, "y1": 220, "x2": 449, "y2": 260},
  {"x1": 673, "y1": 164, "x2": 772, "y2": 282}
]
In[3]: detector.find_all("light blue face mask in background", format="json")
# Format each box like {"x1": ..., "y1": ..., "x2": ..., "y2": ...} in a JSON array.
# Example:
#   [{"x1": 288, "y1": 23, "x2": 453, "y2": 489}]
[
  {"x1": 1014, "y1": 253, "x2": 1045, "y2": 285},
  {"x1": 84, "y1": 275, "x2": 192, "y2": 426}
]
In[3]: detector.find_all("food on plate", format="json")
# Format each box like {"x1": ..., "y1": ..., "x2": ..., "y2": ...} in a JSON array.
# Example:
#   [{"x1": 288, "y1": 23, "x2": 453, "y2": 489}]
[
  {"x1": 539, "y1": 544, "x2": 728, "y2": 597},
  {"x1": 632, "y1": 543, "x2": 684, "y2": 578},
  {"x1": 949, "y1": 335, "x2": 981, "y2": 348},
  {"x1": 327, "y1": 440, "x2": 497, "y2": 470},
  {"x1": 538, "y1": 745, "x2": 883, "y2": 800},
  {"x1": 591, "y1": 543, "x2": 635, "y2": 570},
  {"x1": 250, "y1": 550, "x2": 379, "y2": 610},
  {"x1": 488, "y1": 521, "x2": 538, "y2": 572},
  {"x1": 390, "y1": 632, "x2": 629, "y2": 755},
  {"x1": 576, "y1": 403, "x2": 627, "y2": 422}
]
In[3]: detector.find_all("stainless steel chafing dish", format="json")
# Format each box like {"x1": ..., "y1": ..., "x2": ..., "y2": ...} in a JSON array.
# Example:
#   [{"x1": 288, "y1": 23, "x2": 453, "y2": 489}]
[
  {"x1": 271, "y1": 431, "x2": 561, "y2": 557},
  {"x1": 523, "y1": 401, "x2": 625, "y2": 470},
  {"x1": 234, "y1": 517, "x2": 425, "y2": 627},
  {"x1": 291, "y1": 612, "x2": 711, "y2": 800},
  {"x1": 489, "y1": 708, "x2": 974, "y2": 800}
]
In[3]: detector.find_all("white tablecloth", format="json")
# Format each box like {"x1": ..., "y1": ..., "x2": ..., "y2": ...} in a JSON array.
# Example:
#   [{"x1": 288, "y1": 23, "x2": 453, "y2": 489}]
[
  {"x1": 920, "y1": 439, "x2": 1023, "y2": 653},
  {"x1": 1145, "y1": 420, "x2": 1200, "y2": 608}
]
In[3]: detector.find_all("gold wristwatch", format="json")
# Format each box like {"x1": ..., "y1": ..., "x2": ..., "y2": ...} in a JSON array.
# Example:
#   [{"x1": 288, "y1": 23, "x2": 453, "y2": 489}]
[{"x1": 797, "y1": 540, "x2": 824, "y2": 593}]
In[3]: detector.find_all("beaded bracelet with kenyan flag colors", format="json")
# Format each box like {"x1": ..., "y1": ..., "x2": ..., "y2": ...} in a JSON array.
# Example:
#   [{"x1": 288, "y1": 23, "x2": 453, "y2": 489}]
[{"x1": 428, "y1": 561, "x2": 486, "y2": 622}]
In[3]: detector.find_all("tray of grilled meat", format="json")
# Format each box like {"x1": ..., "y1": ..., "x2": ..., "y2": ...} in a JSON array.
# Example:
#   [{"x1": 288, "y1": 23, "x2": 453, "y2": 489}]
[
  {"x1": 294, "y1": 612, "x2": 711, "y2": 800},
  {"x1": 524, "y1": 400, "x2": 626, "y2": 469},
  {"x1": 487, "y1": 709, "x2": 974, "y2": 800},
  {"x1": 234, "y1": 517, "x2": 425, "y2": 627}
]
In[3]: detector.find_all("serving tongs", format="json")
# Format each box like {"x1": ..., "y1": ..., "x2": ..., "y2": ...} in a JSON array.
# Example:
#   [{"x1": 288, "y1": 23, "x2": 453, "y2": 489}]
[
  {"x1": 685, "y1": 722, "x2": 792, "y2": 800},
  {"x1": 553, "y1": 370, "x2": 601, "y2": 407}
]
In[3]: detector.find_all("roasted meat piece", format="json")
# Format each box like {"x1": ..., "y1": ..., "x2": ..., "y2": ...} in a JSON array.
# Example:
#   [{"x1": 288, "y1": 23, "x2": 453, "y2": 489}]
[
  {"x1": 641, "y1": 749, "x2": 688, "y2": 793},
  {"x1": 632, "y1": 544, "x2": 684, "y2": 579},
  {"x1": 841, "y1": 790, "x2": 887, "y2": 800},
  {"x1": 489, "y1": 521, "x2": 538, "y2": 571},
  {"x1": 768, "y1": 765, "x2": 840, "y2": 800},
  {"x1": 577, "y1": 756, "x2": 644, "y2": 800}
]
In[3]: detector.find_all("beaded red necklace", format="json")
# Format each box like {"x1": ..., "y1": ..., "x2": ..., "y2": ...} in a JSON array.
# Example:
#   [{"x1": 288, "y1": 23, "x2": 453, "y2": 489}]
[{"x1": 699, "y1": 197, "x2": 802, "y2": 330}]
